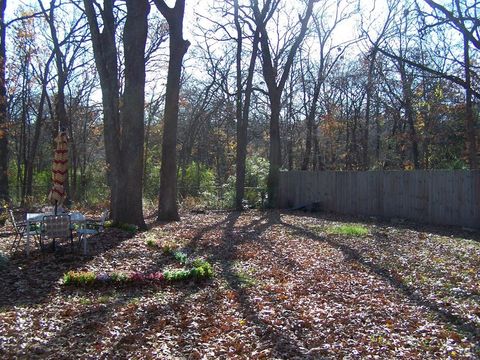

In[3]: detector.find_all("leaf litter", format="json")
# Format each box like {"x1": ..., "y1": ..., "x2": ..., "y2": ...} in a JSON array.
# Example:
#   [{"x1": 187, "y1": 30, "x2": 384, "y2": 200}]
[{"x1": 0, "y1": 210, "x2": 478, "y2": 358}]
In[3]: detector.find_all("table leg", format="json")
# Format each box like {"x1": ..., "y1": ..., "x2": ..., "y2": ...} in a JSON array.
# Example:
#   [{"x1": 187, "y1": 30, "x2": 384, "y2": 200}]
[{"x1": 26, "y1": 219, "x2": 30, "y2": 256}]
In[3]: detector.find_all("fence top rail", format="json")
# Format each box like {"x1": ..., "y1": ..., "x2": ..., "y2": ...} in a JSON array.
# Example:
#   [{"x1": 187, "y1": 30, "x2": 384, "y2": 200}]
[{"x1": 281, "y1": 169, "x2": 480, "y2": 174}]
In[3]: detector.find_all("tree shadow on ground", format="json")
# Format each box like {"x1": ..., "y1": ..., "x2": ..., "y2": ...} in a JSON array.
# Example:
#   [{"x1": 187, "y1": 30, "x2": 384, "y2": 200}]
[
  {"x1": 128, "y1": 211, "x2": 309, "y2": 358},
  {"x1": 289, "y1": 210, "x2": 480, "y2": 242},
  {"x1": 197, "y1": 211, "x2": 317, "y2": 358},
  {"x1": 280, "y1": 218, "x2": 479, "y2": 342},
  {"x1": 29, "y1": 283, "x2": 203, "y2": 359},
  {"x1": 0, "y1": 228, "x2": 135, "y2": 309}
]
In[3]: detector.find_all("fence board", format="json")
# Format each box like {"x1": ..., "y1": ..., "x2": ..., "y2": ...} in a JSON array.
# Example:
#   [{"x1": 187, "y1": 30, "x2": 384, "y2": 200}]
[{"x1": 279, "y1": 170, "x2": 480, "y2": 229}]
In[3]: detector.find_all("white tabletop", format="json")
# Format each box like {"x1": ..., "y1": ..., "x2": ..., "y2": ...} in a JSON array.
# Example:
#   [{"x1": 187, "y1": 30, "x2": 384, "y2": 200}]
[{"x1": 26, "y1": 212, "x2": 86, "y2": 222}]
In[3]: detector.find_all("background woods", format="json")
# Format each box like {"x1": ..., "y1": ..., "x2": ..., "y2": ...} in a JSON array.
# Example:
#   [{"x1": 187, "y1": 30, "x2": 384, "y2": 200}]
[{"x1": 0, "y1": 0, "x2": 478, "y2": 224}]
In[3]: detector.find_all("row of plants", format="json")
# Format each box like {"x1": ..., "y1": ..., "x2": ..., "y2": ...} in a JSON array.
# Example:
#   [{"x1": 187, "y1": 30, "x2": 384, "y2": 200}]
[{"x1": 63, "y1": 250, "x2": 213, "y2": 287}]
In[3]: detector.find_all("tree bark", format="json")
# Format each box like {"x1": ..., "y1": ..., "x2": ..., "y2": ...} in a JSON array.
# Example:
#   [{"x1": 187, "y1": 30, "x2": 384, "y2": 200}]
[
  {"x1": 0, "y1": 0, "x2": 8, "y2": 202},
  {"x1": 116, "y1": 0, "x2": 149, "y2": 227},
  {"x1": 84, "y1": 0, "x2": 148, "y2": 228},
  {"x1": 154, "y1": 0, "x2": 190, "y2": 221}
]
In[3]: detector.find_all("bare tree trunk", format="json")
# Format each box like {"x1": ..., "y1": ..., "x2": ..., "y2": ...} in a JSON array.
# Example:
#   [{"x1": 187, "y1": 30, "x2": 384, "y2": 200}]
[
  {"x1": 233, "y1": 0, "x2": 244, "y2": 210},
  {"x1": 302, "y1": 77, "x2": 321, "y2": 170},
  {"x1": 38, "y1": 0, "x2": 71, "y2": 207},
  {"x1": 398, "y1": 60, "x2": 419, "y2": 168},
  {"x1": 461, "y1": 26, "x2": 478, "y2": 169},
  {"x1": 84, "y1": 0, "x2": 148, "y2": 227},
  {"x1": 374, "y1": 99, "x2": 381, "y2": 166},
  {"x1": 234, "y1": 0, "x2": 260, "y2": 210},
  {"x1": 25, "y1": 63, "x2": 50, "y2": 197},
  {"x1": 363, "y1": 48, "x2": 377, "y2": 170},
  {"x1": 116, "y1": 0, "x2": 149, "y2": 228},
  {"x1": 154, "y1": 0, "x2": 190, "y2": 221},
  {"x1": 84, "y1": 0, "x2": 120, "y2": 215},
  {"x1": 0, "y1": 0, "x2": 8, "y2": 202},
  {"x1": 253, "y1": 0, "x2": 315, "y2": 208}
]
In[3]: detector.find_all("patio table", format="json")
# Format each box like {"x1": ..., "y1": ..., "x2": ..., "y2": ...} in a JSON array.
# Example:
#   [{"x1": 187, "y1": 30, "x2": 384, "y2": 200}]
[{"x1": 25, "y1": 212, "x2": 86, "y2": 256}]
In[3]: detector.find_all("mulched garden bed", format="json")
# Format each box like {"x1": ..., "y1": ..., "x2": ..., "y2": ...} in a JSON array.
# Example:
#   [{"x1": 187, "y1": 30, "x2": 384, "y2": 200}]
[{"x1": 0, "y1": 210, "x2": 478, "y2": 358}]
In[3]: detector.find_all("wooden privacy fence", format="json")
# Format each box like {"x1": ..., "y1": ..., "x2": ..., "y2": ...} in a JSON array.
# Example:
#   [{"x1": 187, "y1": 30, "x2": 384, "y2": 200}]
[{"x1": 278, "y1": 170, "x2": 480, "y2": 229}]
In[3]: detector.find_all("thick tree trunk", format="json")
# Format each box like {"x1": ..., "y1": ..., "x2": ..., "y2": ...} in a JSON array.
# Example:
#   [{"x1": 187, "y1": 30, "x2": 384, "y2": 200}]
[
  {"x1": 155, "y1": 0, "x2": 190, "y2": 221},
  {"x1": 116, "y1": 0, "x2": 149, "y2": 228},
  {"x1": 0, "y1": 0, "x2": 8, "y2": 202},
  {"x1": 84, "y1": 0, "x2": 121, "y2": 218},
  {"x1": 157, "y1": 38, "x2": 185, "y2": 220},
  {"x1": 84, "y1": 0, "x2": 148, "y2": 227}
]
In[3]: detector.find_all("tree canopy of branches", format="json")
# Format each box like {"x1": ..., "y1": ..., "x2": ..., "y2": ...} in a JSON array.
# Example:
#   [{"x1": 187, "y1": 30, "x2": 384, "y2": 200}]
[{"x1": 0, "y1": 0, "x2": 478, "y2": 215}]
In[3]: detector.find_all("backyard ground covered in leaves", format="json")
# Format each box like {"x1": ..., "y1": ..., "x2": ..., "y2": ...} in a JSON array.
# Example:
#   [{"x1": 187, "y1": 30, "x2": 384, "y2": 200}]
[{"x1": 0, "y1": 210, "x2": 479, "y2": 359}]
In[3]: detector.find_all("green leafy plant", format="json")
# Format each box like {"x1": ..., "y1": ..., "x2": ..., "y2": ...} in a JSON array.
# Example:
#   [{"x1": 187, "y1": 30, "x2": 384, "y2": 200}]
[
  {"x1": 63, "y1": 271, "x2": 96, "y2": 286},
  {"x1": 110, "y1": 272, "x2": 129, "y2": 283},
  {"x1": 145, "y1": 238, "x2": 158, "y2": 248},
  {"x1": 62, "y1": 252, "x2": 214, "y2": 287},
  {"x1": 223, "y1": 156, "x2": 269, "y2": 209},
  {"x1": 161, "y1": 240, "x2": 178, "y2": 254},
  {"x1": 327, "y1": 224, "x2": 369, "y2": 236},
  {"x1": 191, "y1": 259, "x2": 214, "y2": 280},
  {"x1": 163, "y1": 269, "x2": 191, "y2": 281},
  {"x1": 172, "y1": 251, "x2": 188, "y2": 264},
  {"x1": 105, "y1": 221, "x2": 138, "y2": 234}
]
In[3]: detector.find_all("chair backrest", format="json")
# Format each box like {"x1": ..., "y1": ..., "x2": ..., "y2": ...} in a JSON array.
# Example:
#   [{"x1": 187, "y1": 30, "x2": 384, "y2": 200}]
[
  {"x1": 8, "y1": 209, "x2": 21, "y2": 233},
  {"x1": 42, "y1": 214, "x2": 71, "y2": 238},
  {"x1": 100, "y1": 210, "x2": 109, "y2": 223},
  {"x1": 98, "y1": 210, "x2": 109, "y2": 231}
]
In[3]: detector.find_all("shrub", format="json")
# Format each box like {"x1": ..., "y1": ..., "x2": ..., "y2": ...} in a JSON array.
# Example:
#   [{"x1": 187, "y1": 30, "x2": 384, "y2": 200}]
[
  {"x1": 178, "y1": 161, "x2": 216, "y2": 198},
  {"x1": 223, "y1": 156, "x2": 269, "y2": 209}
]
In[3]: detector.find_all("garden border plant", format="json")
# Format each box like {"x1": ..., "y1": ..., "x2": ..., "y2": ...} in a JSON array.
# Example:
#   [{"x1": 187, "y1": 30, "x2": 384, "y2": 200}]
[{"x1": 62, "y1": 249, "x2": 213, "y2": 287}]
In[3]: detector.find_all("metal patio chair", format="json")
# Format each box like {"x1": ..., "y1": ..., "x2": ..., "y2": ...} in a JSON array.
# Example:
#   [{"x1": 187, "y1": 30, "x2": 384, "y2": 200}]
[
  {"x1": 40, "y1": 214, "x2": 73, "y2": 252},
  {"x1": 9, "y1": 209, "x2": 40, "y2": 254},
  {"x1": 77, "y1": 209, "x2": 109, "y2": 255}
]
